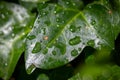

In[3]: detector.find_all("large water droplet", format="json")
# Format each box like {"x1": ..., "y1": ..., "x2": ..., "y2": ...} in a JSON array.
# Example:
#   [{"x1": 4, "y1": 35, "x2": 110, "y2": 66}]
[
  {"x1": 32, "y1": 42, "x2": 41, "y2": 53},
  {"x1": 52, "y1": 50, "x2": 57, "y2": 55},
  {"x1": 44, "y1": 21, "x2": 50, "y2": 26},
  {"x1": 41, "y1": 28, "x2": 46, "y2": 35},
  {"x1": 91, "y1": 19, "x2": 96, "y2": 25},
  {"x1": 27, "y1": 35, "x2": 36, "y2": 40},
  {"x1": 69, "y1": 36, "x2": 81, "y2": 45},
  {"x1": 69, "y1": 25, "x2": 77, "y2": 32},
  {"x1": 87, "y1": 40, "x2": 95, "y2": 47},
  {"x1": 71, "y1": 49, "x2": 78, "y2": 56},
  {"x1": 55, "y1": 42, "x2": 66, "y2": 55},
  {"x1": 27, "y1": 64, "x2": 36, "y2": 74},
  {"x1": 42, "y1": 48, "x2": 48, "y2": 54}
]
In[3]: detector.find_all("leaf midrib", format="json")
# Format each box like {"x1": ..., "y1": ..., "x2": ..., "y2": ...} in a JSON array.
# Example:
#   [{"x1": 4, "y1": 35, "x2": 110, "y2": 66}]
[{"x1": 46, "y1": 11, "x2": 81, "y2": 48}]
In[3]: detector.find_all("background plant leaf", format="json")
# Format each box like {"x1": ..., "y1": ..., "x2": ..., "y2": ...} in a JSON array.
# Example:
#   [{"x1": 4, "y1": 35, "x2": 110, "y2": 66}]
[
  {"x1": 0, "y1": 1, "x2": 34, "y2": 80},
  {"x1": 25, "y1": 0, "x2": 120, "y2": 73}
]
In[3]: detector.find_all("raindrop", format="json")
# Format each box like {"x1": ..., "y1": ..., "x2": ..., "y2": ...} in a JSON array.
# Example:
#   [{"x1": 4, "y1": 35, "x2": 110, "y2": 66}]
[
  {"x1": 27, "y1": 64, "x2": 36, "y2": 74},
  {"x1": 57, "y1": 24, "x2": 60, "y2": 27},
  {"x1": 91, "y1": 19, "x2": 96, "y2": 25},
  {"x1": 54, "y1": 11, "x2": 57, "y2": 14},
  {"x1": 44, "y1": 21, "x2": 50, "y2": 26},
  {"x1": 22, "y1": 32, "x2": 25, "y2": 35},
  {"x1": 1, "y1": 14, "x2": 5, "y2": 19},
  {"x1": 77, "y1": 26, "x2": 81, "y2": 31},
  {"x1": 52, "y1": 50, "x2": 57, "y2": 55},
  {"x1": 56, "y1": 18, "x2": 60, "y2": 22},
  {"x1": 32, "y1": 42, "x2": 41, "y2": 53},
  {"x1": 73, "y1": 3, "x2": 76, "y2": 6},
  {"x1": 42, "y1": 48, "x2": 48, "y2": 54},
  {"x1": 12, "y1": 33, "x2": 15, "y2": 37},
  {"x1": 88, "y1": 6, "x2": 92, "y2": 8},
  {"x1": 69, "y1": 36, "x2": 81, "y2": 45},
  {"x1": 27, "y1": 35, "x2": 36, "y2": 40},
  {"x1": 71, "y1": 49, "x2": 78, "y2": 56},
  {"x1": 66, "y1": 1, "x2": 70, "y2": 4},
  {"x1": 69, "y1": 25, "x2": 77, "y2": 32},
  {"x1": 55, "y1": 42, "x2": 66, "y2": 55},
  {"x1": 0, "y1": 31, "x2": 4, "y2": 36},
  {"x1": 62, "y1": 21, "x2": 65, "y2": 23},
  {"x1": 87, "y1": 40, "x2": 95, "y2": 47},
  {"x1": 41, "y1": 28, "x2": 46, "y2": 35},
  {"x1": 5, "y1": 63, "x2": 8, "y2": 66},
  {"x1": 78, "y1": 48, "x2": 81, "y2": 51}
]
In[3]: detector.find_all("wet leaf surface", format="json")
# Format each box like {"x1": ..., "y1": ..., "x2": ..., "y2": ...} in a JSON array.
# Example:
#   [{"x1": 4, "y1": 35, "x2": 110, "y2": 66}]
[
  {"x1": 0, "y1": 1, "x2": 34, "y2": 80},
  {"x1": 25, "y1": 0, "x2": 120, "y2": 72}
]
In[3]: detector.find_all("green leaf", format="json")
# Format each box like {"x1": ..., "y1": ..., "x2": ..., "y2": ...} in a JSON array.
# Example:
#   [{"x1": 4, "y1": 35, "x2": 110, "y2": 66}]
[
  {"x1": 69, "y1": 65, "x2": 120, "y2": 80},
  {"x1": 0, "y1": 1, "x2": 34, "y2": 80},
  {"x1": 25, "y1": 1, "x2": 120, "y2": 72},
  {"x1": 37, "y1": 74, "x2": 49, "y2": 80}
]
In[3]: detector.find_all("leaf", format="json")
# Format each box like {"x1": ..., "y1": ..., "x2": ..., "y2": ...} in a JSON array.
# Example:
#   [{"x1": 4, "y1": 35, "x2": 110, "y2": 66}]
[
  {"x1": 69, "y1": 65, "x2": 120, "y2": 80},
  {"x1": 37, "y1": 74, "x2": 49, "y2": 80},
  {"x1": 25, "y1": 0, "x2": 120, "y2": 72},
  {"x1": 0, "y1": 1, "x2": 34, "y2": 80}
]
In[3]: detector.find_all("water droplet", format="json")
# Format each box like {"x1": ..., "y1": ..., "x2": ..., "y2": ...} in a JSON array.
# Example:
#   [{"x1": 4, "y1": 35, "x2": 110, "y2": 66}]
[
  {"x1": 22, "y1": 32, "x2": 25, "y2": 35},
  {"x1": 73, "y1": 3, "x2": 76, "y2": 6},
  {"x1": 78, "y1": 48, "x2": 81, "y2": 51},
  {"x1": 42, "y1": 48, "x2": 48, "y2": 54},
  {"x1": 43, "y1": 11, "x2": 48, "y2": 15},
  {"x1": 87, "y1": 40, "x2": 95, "y2": 47},
  {"x1": 5, "y1": 63, "x2": 8, "y2": 66},
  {"x1": 91, "y1": 19, "x2": 96, "y2": 25},
  {"x1": 1, "y1": 14, "x2": 5, "y2": 19},
  {"x1": 55, "y1": 42, "x2": 66, "y2": 55},
  {"x1": 66, "y1": 1, "x2": 70, "y2": 4},
  {"x1": 77, "y1": 26, "x2": 81, "y2": 31},
  {"x1": 69, "y1": 25, "x2": 77, "y2": 32},
  {"x1": 57, "y1": 24, "x2": 60, "y2": 27},
  {"x1": 0, "y1": 31, "x2": 4, "y2": 36},
  {"x1": 56, "y1": 18, "x2": 60, "y2": 22},
  {"x1": 12, "y1": 33, "x2": 15, "y2": 37},
  {"x1": 52, "y1": 50, "x2": 57, "y2": 55},
  {"x1": 69, "y1": 36, "x2": 81, "y2": 45},
  {"x1": 41, "y1": 28, "x2": 46, "y2": 35},
  {"x1": 44, "y1": 21, "x2": 50, "y2": 26},
  {"x1": 88, "y1": 6, "x2": 92, "y2": 8},
  {"x1": 54, "y1": 11, "x2": 56, "y2": 14},
  {"x1": 62, "y1": 21, "x2": 65, "y2": 23},
  {"x1": 32, "y1": 42, "x2": 41, "y2": 53},
  {"x1": 71, "y1": 49, "x2": 78, "y2": 56},
  {"x1": 27, "y1": 35, "x2": 36, "y2": 40},
  {"x1": 27, "y1": 64, "x2": 36, "y2": 74}
]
